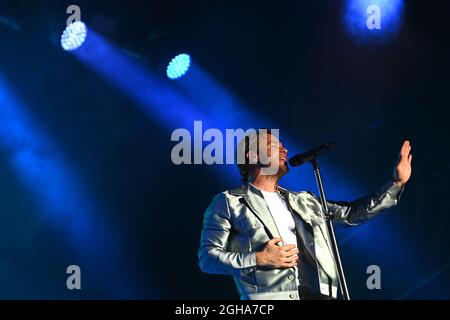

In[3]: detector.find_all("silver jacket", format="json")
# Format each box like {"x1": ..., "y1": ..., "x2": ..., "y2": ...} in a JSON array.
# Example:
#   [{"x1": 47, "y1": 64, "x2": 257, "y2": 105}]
[{"x1": 198, "y1": 180, "x2": 404, "y2": 300}]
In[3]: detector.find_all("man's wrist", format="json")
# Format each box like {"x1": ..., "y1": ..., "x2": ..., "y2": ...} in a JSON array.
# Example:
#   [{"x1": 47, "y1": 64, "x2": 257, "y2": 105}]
[
  {"x1": 255, "y1": 251, "x2": 266, "y2": 266},
  {"x1": 392, "y1": 177, "x2": 405, "y2": 188},
  {"x1": 393, "y1": 180, "x2": 404, "y2": 187}
]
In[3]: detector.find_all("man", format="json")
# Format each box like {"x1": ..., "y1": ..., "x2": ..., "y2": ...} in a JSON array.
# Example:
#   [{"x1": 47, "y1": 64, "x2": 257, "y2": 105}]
[{"x1": 198, "y1": 130, "x2": 412, "y2": 300}]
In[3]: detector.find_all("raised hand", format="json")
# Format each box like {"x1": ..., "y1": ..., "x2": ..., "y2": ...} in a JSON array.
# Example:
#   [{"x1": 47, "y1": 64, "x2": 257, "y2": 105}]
[{"x1": 393, "y1": 140, "x2": 412, "y2": 187}]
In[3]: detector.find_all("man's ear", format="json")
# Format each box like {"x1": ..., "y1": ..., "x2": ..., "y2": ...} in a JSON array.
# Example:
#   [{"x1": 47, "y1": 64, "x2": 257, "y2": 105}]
[{"x1": 247, "y1": 151, "x2": 258, "y2": 164}]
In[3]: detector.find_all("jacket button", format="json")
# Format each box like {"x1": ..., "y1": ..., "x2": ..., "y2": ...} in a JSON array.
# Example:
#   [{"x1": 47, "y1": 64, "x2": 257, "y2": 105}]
[
  {"x1": 289, "y1": 293, "x2": 297, "y2": 299},
  {"x1": 288, "y1": 275, "x2": 295, "y2": 281},
  {"x1": 253, "y1": 222, "x2": 259, "y2": 228}
]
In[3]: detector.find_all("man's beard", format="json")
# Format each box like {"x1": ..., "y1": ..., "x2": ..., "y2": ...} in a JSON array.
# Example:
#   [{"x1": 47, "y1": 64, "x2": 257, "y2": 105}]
[
  {"x1": 277, "y1": 161, "x2": 289, "y2": 177},
  {"x1": 258, "y1": 159, "x2": 289, "y2": 178}
]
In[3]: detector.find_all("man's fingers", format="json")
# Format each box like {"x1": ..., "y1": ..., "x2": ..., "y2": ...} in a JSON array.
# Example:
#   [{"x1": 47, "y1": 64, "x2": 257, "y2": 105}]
[
  {"x1": 284, "y1": 250, "x2": 300, "y2": 258},
  {"x1": 280, "y1": 260, "x2": 298, "y2": 268},
  {"x1": 279, "y1": 258, "x2": 299, "y2": 268},
  {"x1": 398, "y1": 141, "x2": 412, "y2": 162},
  {"x1": 282, "y1": 255, "x2": 298, "y2": 262},
  {"x1": 403, "y1": 143, "x2": 412, "y2": 162},
  {"x1": 269, "y1": 238, "x2": 283, "y2": 245},
  {"x1": 401, "y1": 140, "x2": 410, "y2": 157},
  {"x1": 280, "y1": 257, "x2": 299, "y2": 266},
  {"x1": 408, "y1": 154, "x2": 412, "y2": 164},
  {"x1": 280, "y1": 244, "x2": 297, "y2": 251},
  {"x1": 400, "y1": 141, "x2": 407, "y2": 156}
]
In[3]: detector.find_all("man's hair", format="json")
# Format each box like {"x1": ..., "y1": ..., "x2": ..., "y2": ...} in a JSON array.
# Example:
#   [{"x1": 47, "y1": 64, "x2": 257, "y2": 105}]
[{"x1": 237, "y1": 128, "x2": 272, "y2": 183}]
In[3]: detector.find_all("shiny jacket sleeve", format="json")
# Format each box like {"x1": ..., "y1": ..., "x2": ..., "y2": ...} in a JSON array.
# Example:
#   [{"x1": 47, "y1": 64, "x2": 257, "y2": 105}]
[
  {"x1": 326, "y1": 180, "x2": 405, "y2": 226},
  {"x1": 198, "y1": 193, "x2": 257, "y2": 276}
]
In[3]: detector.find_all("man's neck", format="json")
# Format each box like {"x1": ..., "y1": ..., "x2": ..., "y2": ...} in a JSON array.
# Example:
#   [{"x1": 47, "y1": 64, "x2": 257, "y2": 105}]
[{"x1": 250, "y1": 175, "x2": 279, "y2": 192}]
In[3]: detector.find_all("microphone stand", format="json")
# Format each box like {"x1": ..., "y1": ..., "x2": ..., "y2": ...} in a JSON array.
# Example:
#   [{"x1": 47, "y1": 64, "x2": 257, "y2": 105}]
[{"x1": 311, "y1": 158, "x2": 350, "y2": 300}]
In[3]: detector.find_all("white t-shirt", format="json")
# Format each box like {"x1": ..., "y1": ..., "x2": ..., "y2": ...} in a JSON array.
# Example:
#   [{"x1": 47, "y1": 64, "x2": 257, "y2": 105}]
[{"x1": 253, "y1": 185, "x2": 300, "y2": 286}]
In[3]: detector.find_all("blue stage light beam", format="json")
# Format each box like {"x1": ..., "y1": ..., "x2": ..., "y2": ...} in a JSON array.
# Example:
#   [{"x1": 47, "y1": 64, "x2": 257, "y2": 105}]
[
  {"x1": 72, "y1": 31, "x2": 244, "y2": 183},
  {"x1": 61, "y1": 21, "x2": 88, "y2": 51},
  {"x1": 0, "y1": 75, "x2": 140, "y2": 297},
  {"x1": 345, "y1": 0, "x2": 404, "y2": 43},
  {"x1": 73, "y1": 32, "x2": 210, "y2": 130}
]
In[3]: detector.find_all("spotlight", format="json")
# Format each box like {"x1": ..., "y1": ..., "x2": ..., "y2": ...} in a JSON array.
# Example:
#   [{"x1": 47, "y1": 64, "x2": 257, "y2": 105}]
[
  {"x1": 61, "y1": 21, "x2": 88, "y2": 51},
  {"x1": 166, "y1": 53, "x2": 191, "y2": 79}
]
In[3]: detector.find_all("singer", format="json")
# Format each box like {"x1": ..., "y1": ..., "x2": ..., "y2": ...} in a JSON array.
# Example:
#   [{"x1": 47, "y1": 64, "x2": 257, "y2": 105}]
[{"x1": 198, "y1": 130, "x2": 412, "y2": 300}]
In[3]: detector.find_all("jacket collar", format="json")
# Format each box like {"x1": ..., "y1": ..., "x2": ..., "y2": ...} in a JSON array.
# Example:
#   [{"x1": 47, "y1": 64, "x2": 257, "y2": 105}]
[
  {"x1": 229, "y1": 184, "x2": 285, "y2": 239},
  {"x1": 229, "y1": 184, "x2": 313, "y2": 229}
]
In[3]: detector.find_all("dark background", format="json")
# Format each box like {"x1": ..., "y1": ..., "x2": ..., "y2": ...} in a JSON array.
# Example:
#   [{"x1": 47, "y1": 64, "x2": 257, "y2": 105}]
[{"x1": 0, "y1": 0, "x2": 448, "y2": 299}]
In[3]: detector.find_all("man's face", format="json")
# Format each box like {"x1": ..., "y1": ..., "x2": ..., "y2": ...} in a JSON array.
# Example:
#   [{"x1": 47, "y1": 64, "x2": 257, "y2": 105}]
[{"x1": 253, "y1": 133, "x2": 289, "y2": 177}]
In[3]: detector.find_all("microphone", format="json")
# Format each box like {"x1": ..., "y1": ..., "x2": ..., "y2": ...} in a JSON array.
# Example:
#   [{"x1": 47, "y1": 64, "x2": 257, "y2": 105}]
[{"x1": 288, "y1": 141, "x2": 336, "y2": 167}]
